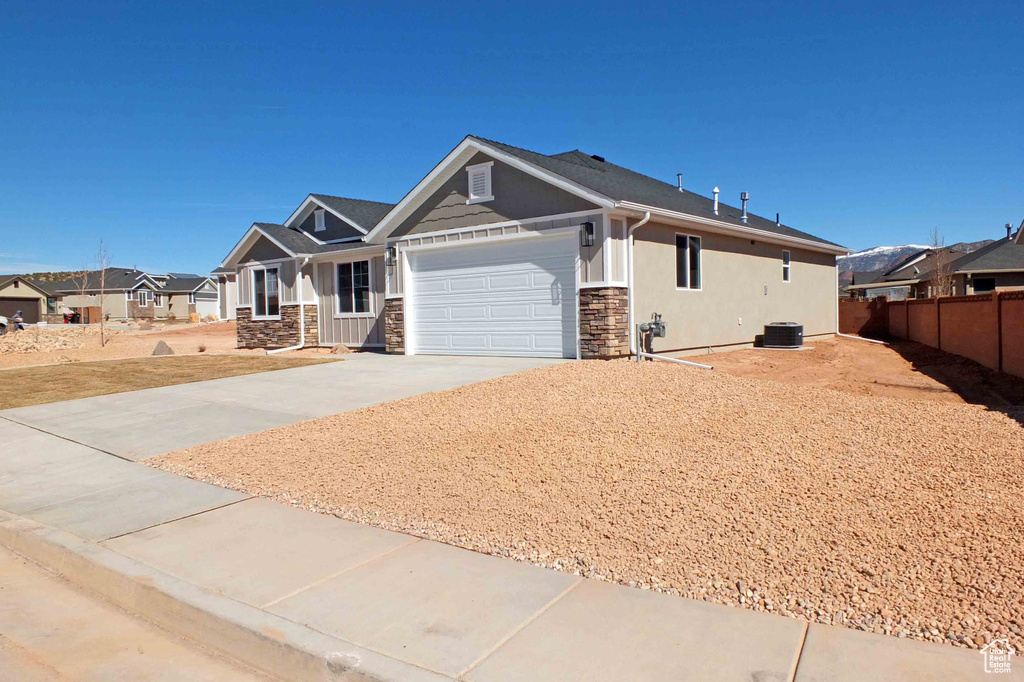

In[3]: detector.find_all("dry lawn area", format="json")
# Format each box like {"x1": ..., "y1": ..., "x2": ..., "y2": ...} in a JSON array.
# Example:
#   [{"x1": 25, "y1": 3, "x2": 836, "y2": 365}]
[
  {"x1": 0, "y1": 322, "x2": 248, "y2": 370},
  {"x1": 0, "y1": 355, "x2": 334, "y2": 409},
  {"x1": 151, "y1": 359, "x2": 1024, "y2": 651}
]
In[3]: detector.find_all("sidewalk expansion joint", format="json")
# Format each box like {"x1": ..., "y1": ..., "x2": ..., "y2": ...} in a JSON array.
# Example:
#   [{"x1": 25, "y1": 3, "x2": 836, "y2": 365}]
[
  {"x1": 0, "y1": 414, "x2": 135, "y2": 463},
  {"x1": 259, "y1": 536, "x2": 422, "y2": 609},
  {"x1": 788, "y1": 620, "x2": 810, "y2": 682},
  {"x1": 99, "y1": 496, "x2": 255, "y2": 543},
  {"x1": 455, "y1": 576, "x2": 584, "y2": 680}
]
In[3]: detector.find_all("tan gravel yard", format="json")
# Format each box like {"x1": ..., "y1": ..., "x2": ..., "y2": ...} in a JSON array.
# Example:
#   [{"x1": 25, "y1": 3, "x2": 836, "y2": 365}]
[{"x1": 150, "y1": 360, "x2": 1024, "y2": 651}]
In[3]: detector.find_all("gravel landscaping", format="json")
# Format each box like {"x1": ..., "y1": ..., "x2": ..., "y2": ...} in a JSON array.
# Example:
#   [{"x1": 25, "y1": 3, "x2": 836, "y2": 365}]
[{"x1": 150, "y1": 360, "x2": 1024, "y2": 651}]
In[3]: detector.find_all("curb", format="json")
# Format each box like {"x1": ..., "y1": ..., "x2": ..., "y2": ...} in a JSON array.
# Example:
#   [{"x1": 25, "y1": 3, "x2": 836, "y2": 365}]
[{"x1": 0, "y1": 509, "x2": 451, "y2": 682}]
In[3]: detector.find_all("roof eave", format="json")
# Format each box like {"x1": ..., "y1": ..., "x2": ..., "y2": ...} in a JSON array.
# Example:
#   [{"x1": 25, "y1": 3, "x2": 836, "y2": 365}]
[{"x1": 615, "y1": 201, "x2": 849, "y2": 255}]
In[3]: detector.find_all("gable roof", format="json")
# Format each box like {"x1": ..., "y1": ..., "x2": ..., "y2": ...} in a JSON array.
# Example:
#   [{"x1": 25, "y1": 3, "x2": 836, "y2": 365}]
[
  {"x1": 161, "y1": 276, "x2": 214, "y2": 293},
  {"x1": 950, "y1": 235, "x2": 1024, "y2": 273},
  {"x1": 50, "y1": 268, "x2": 161, "y2": 293},
  {"x1": 220, "y1": 222, "x2": 384, "y2": 267},
  {"x1": 0, "y1": 276, "x2": 57, "y2": 298},
  {"x1": 364, "y1": 135, "x2": 846, "y2": 253},
  {"x1": 283, "y1": 194, "x2": 396, "y2": 235}
]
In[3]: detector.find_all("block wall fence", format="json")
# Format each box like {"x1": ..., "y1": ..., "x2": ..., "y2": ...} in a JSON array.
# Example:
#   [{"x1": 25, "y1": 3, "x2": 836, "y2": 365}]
[{"x1": 838, "y1": 293, "x2": 1024, "y2": 379}]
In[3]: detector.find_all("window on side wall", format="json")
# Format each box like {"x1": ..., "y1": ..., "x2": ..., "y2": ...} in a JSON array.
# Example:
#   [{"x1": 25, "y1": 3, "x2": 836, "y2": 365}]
[
  {"x1": 188, "y1": 292, "x2": 196, "y2": 304},
  {"x1": 46, "y1": 297, "x2": 56, "y2": 314},
  {"x1": 337, "y1": 260, "x2": 371, "y2": 314},
  {"x1": 973, "y1": 277, "x2": 996, "y2": 293},
  {"x1": 253, "y1": 267, "x2": 280, "y2": 317},
  {"x1": 154, "y1": 294, "x2": 162, "y2": 307},
  {"x1": 138, "y1": 289, "x2": 149, "y2": 306},
  {"x1": 466, "y1": 162, "x2": 493, "y2": 204},
  {"x1": 782, "y1": 250, "x2": 791, "y2": 282},
  {"x1": 675, "y1": 234, "x2": 701, "y2": 290}
]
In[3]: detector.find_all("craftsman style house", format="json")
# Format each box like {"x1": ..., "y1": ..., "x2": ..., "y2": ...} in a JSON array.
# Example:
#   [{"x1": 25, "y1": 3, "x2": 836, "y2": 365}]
[{"x1": 219, "y1": 136, "x2": 847, "y2": 358}]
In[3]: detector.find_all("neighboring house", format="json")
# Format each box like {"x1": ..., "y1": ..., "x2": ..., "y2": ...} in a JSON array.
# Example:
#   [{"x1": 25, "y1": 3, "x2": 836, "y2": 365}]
[
  {"x1": 0, "y1": 276, "x2": 63, "y2": 324},
  {"x1": 211, "y1": 267, "x2": 238, "y2": 320},
  {"x1": 847, "y1": 222, "x2": 1024, "y2": 299},
  {"x1": 54, "y1": 269, "x2": 217, "y2": 321},
  {"x1": 220, "y1": 135, "x2": 847, "y2": 357},
  {"x1": 845, "y1": 270, "x2": 909, "y2": 300}
]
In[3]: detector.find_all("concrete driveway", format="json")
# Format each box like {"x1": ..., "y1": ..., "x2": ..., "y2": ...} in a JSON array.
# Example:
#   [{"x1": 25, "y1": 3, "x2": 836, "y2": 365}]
[{"x1": 0, "y1": 354, "x2": 561, "y2": 461}]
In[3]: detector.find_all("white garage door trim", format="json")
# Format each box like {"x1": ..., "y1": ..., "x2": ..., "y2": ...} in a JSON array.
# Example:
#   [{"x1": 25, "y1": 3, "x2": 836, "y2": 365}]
[{"x1": 404, "y1": 228, "x2": 579, "y2": 358}]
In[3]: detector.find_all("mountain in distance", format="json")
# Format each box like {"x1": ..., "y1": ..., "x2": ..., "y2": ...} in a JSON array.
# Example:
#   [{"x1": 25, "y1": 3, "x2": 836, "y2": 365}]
[{"x1": 838, "y1": 240, "x2": 995, "y2": 281}]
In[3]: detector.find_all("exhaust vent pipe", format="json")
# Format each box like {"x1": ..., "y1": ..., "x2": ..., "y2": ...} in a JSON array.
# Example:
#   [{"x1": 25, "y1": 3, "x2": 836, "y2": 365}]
[
  {"x1": 713, "y1": 187, "x2": 719, "y2": 215},
  {"x1": 740, "y1": 192, "x2": 749, "y2": 223},
  {"x1": 1008, "y1": 223, "x2": 1014, "y2": 239},
  {"x1": 677, "y1": 173, "x2": 683, "y2": 192},
  {"x1": 776, "y1": 213, "x2": 780, "y2": 227}
]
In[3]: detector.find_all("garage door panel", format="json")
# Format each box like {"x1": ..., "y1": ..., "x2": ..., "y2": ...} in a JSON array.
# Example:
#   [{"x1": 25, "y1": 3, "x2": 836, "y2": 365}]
[
  {"x1": 409, "y1": 235, "x2": 577, "y2": 358},
  {"x1": 0, "y1": 299, "x2": 40, "y2": 324}
]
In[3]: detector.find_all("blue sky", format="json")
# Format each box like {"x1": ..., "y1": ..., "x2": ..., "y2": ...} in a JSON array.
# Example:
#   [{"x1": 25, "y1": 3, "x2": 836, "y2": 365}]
[{"x1": 1, "y1": 1, "x2": 1021, "y2": 275}]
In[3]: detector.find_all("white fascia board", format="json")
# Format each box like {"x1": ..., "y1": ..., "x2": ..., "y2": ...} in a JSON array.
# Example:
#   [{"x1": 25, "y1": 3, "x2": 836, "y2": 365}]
[
  {"x1": 957, "y1": 267, "x2": 1024, "y2": 275},
  {"x1": 616, "y1": 201, "x2": 850, "y2": 256},
  {"x1": 220, "y1": 224, "x2": 307, "y2": 268},
  {"x1": 364, "y1": 137, "x2": 615, "y2": 244},
  {"x1": 308, "y1": 244, "x2": 385, "y2": 261},
  {"x1": 846, "y1": 279, "x2": 920, "y2": 289},
  {"x1": 284, "y1": 195, "x2": 369, "y2": 234}
]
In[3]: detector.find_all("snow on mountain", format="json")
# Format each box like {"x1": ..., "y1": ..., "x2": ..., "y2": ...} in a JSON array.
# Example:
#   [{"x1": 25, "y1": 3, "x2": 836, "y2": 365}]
[{"x1": 837, "y1": 240, "x2": 995, "y2": 281}]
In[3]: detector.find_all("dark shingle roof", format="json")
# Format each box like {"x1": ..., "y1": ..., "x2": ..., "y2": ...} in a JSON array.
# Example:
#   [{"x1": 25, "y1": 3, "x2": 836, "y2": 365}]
[
  {"x1": 252, "y1": 223, "x2": 378, "y2": 256},
  {"x1": 161, "y1": 276, "x2": 212, "y2": 293},
  {"x1": 851, "y1": 270, "x2": 883, "y2": 285},
  {"x1": 949, "y1": 236, "x2": 1024, "y2": 273},
  {"x1": 309, "y1": 194, "x2": 395, "y2": 231},
  {"x1": 469, "y1": 136, "x2": 843, "y2": 249},
  {"x1": 50, "y1": 268, "x2": 157, "y2": 293}
]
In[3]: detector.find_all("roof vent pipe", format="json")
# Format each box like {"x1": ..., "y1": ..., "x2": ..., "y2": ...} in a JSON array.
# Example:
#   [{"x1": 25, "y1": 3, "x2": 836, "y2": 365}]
[
  {"x1": 677, "y1": 173, "x2": 683, "y2": 192},
  {"x1": 776, "y1": 213, "x2": 780, "y2": 227},
  {"x1": 740, "y1": 192, "x2": 749, "y2": 223},
  {"x1": 1008, "y1": 223, "x2": 1014, "y2": 239},
  {"x1": 713, "y1": 187, "x2": 720, "y2": 215}
]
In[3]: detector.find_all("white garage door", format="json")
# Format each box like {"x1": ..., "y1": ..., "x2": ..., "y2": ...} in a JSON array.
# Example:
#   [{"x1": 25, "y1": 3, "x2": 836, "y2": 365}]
[
  {"x1": 195, "y1": 298, "x2": 218, "y2": 319},
  {"x1": 408, "y1": 233, "x2": 578, "y2": 358}
]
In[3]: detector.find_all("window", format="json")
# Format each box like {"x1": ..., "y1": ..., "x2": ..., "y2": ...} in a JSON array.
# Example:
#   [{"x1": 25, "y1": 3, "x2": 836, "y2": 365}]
[
  {"x1": 46, "y1": 297, "x2": 56, "y2": 314},
  {"x1": 253, "y1": 267, "x2": 280, "y2": 317},
  {"x1": 126, "y1": 290, "x2": 134, "y2": 301},
  {"x1": 973, "y1": 277, "x2": 996, "y2": 293},
  {"x1": 337, "y1": 260, "x2": 371, "y2": 314},
  {"x1": 466, "y1": 161, "x2": 493, "y2": 204},
  {"x1": 138, "y1": 289, "x2": 150, "y2": 306},
  {"x1": 782, "y1": 250, "x2": 791, "y2": 282},
  {"x1": 12, "y1": 280, "x2": 18, "y2": 289},
  {"x1": 154, "y1": 294, "x2": 162, "y2": 307},
  {"x1": 314, "y1": 208, "x2": 326, "y2": 232},
  {"x1": 675, "y1": 234, "x2": 701, "y2": 290},
  {"x1": 188, "y1": 292, "x2": 196, "y2": 304}
]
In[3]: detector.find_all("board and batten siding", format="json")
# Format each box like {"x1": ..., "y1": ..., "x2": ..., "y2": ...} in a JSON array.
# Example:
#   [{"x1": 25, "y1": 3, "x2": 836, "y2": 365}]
[
  {"x1": 316, "y1": 255, "x2": 386, "y2": 347},
  {"x1": 387, "y1": 213, "x2": 606, "y2": 296},
  {"x1": 236, "y1": 259, "x2": 298, "y2": 306}
]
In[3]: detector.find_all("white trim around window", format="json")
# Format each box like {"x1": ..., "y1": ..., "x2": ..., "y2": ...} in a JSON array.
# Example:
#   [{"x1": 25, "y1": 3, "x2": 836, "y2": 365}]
[
  {"x1": 188, "y1": 292, "x2": 196, "y2": 304},
  {"x1": 675, "y1": 232, "x2": 702, "y2": 291},
  {"x1": 335, "y1": 258, "x2": 374, "y2": 318},
  {"x1": 154, "y1": 293, "x2": 162, "y2": 307},
  {"x1": 250, "y1": 264, "x2": 281, "y2": 320},
  {"x1": 782, "y1": 250, "x2": 791, "y2": 283},
  {"x1": 466, "y1": 161, "x2": 494, "y2": 204},
  {"x1": 137, "y1": 289, "x2": 150, "y2": 306}
]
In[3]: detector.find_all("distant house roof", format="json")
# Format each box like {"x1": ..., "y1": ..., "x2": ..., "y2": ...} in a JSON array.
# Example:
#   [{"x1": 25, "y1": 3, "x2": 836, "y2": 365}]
[
  {"x1": 851, "y1": 270, "x2": 883, "y2": 285},
  {"x1": 161, "y1": 276, "x2": 213, "y2": 293},
  {"x1": 222, "y1": 223, "x2": 382, "y2": 264},
  {"x1": 950, "y1": 234, "x2": 1024, "y2": 273}
]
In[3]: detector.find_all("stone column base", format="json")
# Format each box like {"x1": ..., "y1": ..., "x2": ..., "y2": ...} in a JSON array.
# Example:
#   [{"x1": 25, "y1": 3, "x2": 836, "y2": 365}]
[
  {"x1": 384, "y1": 298, "x2": 405, "y2": 354},
  {"x1": 579, "y1": 287, "x2": 629, "y2": 359}
]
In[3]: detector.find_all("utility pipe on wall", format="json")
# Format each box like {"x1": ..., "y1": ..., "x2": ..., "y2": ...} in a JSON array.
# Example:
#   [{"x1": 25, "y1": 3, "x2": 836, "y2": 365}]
[
  {"x1": 268, "y1": 256, "x2": 309, "y2": 355},
  {"x1": 626, "y1": 211, "x2": 651, "y2": 354}
]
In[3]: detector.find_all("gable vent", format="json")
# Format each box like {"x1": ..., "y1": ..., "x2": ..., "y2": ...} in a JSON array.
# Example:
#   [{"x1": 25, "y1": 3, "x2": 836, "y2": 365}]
[{"x1": 466, "y1": 161, "x2": 494, "y2": 204}]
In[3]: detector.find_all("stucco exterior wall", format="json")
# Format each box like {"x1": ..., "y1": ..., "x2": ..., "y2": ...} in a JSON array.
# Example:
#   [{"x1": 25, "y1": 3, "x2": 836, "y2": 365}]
[
  {"x1": 0, "y1": 281, "x2": 46, "y2": 320},
  {"x1": 632, "y1": 221, "x2": 837, "y2": 351},
  {"x1": 62, "y1": 293, "x2": 129, "y2": 319}
]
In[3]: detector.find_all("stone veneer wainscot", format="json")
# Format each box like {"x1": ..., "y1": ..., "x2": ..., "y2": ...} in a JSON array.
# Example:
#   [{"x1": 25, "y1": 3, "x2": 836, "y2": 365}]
[{"x1": 237, "y1": 304, "x2": 319, "y2": 349}]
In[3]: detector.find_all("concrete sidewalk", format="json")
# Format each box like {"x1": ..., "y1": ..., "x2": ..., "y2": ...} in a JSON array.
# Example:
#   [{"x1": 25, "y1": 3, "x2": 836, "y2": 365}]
[{"x1": 0, "y1": 420, "x2": 1002, "y2": 682}]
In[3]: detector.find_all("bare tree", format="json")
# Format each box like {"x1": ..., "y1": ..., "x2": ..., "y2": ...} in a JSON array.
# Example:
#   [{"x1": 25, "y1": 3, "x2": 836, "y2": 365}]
[
  {"x1": 96, "y1": 241, "x2": 111, "y2": 347},
  {"x1": 929, "y1": 227, "x2": 956, "y2": 297},
  {"x1": 71, "y1": 267, "x2": 91, "y2": 324}
]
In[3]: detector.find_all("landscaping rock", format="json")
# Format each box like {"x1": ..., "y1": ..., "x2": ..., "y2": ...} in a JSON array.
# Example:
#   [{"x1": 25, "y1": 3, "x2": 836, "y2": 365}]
[{"x1": 152, "y1": 341, "x2": 174, "y2": 356}]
